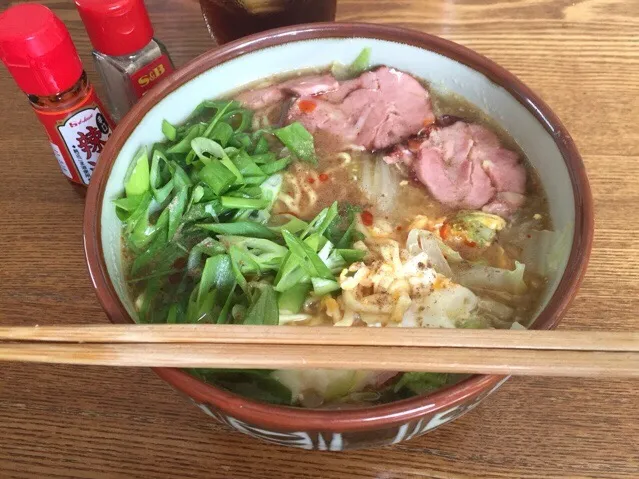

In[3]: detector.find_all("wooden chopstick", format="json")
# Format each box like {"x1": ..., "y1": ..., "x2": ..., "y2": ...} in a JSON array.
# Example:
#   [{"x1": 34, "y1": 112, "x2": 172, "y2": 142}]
[
  {"x1": 1, "y1": 326, "x2": 638, "y2": 377},
  {"x1": 1, "y1": 325, "x2": 639, "y2": 351},
  {"x1": 1, "y1": 342, "x2": 638, "y2": 377}
]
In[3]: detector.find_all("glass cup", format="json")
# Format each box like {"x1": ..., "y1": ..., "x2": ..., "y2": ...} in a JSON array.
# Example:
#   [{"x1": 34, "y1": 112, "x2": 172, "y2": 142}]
[{"x1": 199, "y1": 0, "x2": 337, "y2": 45}]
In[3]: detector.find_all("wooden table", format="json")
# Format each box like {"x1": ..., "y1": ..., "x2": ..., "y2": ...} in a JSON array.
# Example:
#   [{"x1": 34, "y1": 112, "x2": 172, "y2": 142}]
[{"x1": 1, "y1": 0, "x2": 638, "y2": 477}]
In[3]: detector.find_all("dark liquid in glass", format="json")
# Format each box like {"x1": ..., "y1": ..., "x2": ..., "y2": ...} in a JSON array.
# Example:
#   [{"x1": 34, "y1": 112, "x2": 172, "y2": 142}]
[{"x1": 199, "y1": 0, "x2": 337, "y2": 44}]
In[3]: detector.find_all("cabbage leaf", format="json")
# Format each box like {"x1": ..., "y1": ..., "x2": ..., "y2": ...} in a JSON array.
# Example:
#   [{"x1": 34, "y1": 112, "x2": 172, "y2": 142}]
[
  {"x1": 271, "y1": 369, "x2": 378, "y2": 405},
  {"x1": 454, "y1": 261, "x2": 527, "y2": 295},
  {"x1": 521, "y1": 227, "x2": 571, "y2": 276},
  {"x1": 403, "y1": 282, "x2": 478, "y2": 328}
]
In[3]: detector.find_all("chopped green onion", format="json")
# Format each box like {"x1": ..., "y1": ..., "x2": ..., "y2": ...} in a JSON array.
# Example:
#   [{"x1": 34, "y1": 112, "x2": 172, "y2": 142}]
[
  {"x1": 167, "y1": 123, "x2": 203, "y2": 154},
  {"x1": 311, "y1": 277, "x2": 341, "y2": 296},
  {"x1": 230, "y1": 132, "x2": 253, "y2": 150},
  {"x1": 228, "y1": 245, "x2": 250, "y2": 296},
  {"x1": 220, "y1": 196, "x2": 270, "y2": 210},
  {"x1": 250, "y1": 153, "x2": 276, "y2": 164},
  {"x1": 181, "y1": 199, "x2": 223, "y2": 224},
  {"x1": 203, "y1": 101, "x2": 236, "y2": 138},
  {"x1": 137, "y1": 278, "x2": 161, "y2": 323},
  {"x1": 167, "y1": 187, "x2": 189, "y2": 241},
  {"x1": 269, "y1": 216, "x2": 308, "y2": 235},
  {"x1": 191, "y1": 137, "x2": 226, "y2": 162},
  {"x1": 187, "y1": 237, "x2": 226, "y2": 272},
  {"x1": 304, "y1": 232, "x2": 322, "y2": 252},
  {"x1": 198, "y1": 160, "x2": 236, "y2": 195},
  {"x1": 301, "y1": 202, "x2": 338, "y2": 239},
  {"x1": 208, "y1": 121, "x2": 234, "y2": 147},
  {"x1": 335, "y1": 248, "x2": 366, "y2": 263},
  {"x1": 198, "y1": 254, "x2": 234, "y2": 303},
  {"x1": 331, "y1": 47, "x2": 372, "y2": 80},
  {"x1": 225, "y1": 186, "x2": 262, "y2": 198},
  {"x1": 168, "y1": 161, "x2": 192, "y2": 189},
  {"x1": 221, "y1": 156, "x2": 244, "y2": 183},
  {"x1": 130, "y1": 235, "x2": 182, "y2": 277},
  {"x1": 253, "y1": 135, "x2": 270, "y2": 154},
  {"x1": 166, "y1": 304, "x2": 178, "y2": 324},
  {"x1": 149, "y1": 150, "x2": 174, "y2": 203},
  {"x1": 274, "y1": 263, "x2": 309, "y2": 293},
  {"x1": 197, "y1": 221, "x2": 278, "y2": 239},
  {"x1": 393, "y1": 372, "x2": 449, "y2": 395},
  {"x1": 349, "y1": 47, "x2": 371, "y2": 76},
  {"x1": 124, "y1": 147, "x2": 150, "y2": 197},
  {"x1": 216, "y1": 283, "x2": 237, "y2": 324},
  {"x1": 282, "y1": 230, "x2": 334, "y2": 280},
  {"x1": 273, "y1": 122, "x2": 317, "y2": 165},
  {"x1": 243, "y1": 175, "x2": 268, "y2": 185},
  {"x1": 187, "y1": 287, "x2": 217, "y2": 323},
  {"x1": 123, "y1": 191, "x2": 152, "y2": 234},
  {"x1": 129, "y1": 199, "x2": 168, "y2": 251},
  {"x1": 162, "y1": 119, "x2": 177, "y2": 141},
  {"x1": 278, "y1": 283, "x2": 310, "y2": 314},
  {"x1": 118, "y1": 85, "x2": 359, "y2": 332},
  {"x1": 243, "y1": 285, "x2": 278, "y2": 325},
  {"x1": 114, "y1": 195, "x2": 144, "y2": 215},
  {"x1": 260, "y1": 156, "x2": 291, "y2": 175},
  {"x1": 222, "y1": 109, "x2": 253, "y2": 133},
  {"x1": 232, "y1": 151, "x2": 265, "y2": 177},
  {"x1": 217, "y1": 236, "x2": 288, "y2": 264}
]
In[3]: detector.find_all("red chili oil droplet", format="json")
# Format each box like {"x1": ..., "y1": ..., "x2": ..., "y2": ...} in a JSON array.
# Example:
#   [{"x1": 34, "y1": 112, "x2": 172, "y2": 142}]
[
  {"x1": 318, "y1": 173, "x2": 329, "y2": 182},
  {"x1": 298, "y1": 99, "x2": 317, "y2": 113},
  {"x1": 464, "y1": 239, "x2": 477, "y2": 247},
  {"x1": 439, "y1": 223, "x2": 450, "y2": 240},
  {"x1": 361, "y1": 210, "x2": 374, "y2": 226},
  {"x1": 396, "y1": 225, "x2": 403, "y2": 231},
  {"x1": 307, "y1": 177, "x2": 315, "y2": 184}
]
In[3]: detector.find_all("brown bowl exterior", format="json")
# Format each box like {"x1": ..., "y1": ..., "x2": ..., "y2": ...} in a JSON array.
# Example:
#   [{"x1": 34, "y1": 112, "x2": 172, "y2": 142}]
[{"x1": 84, "y1": 23, "x2": 593, "y2": 450}]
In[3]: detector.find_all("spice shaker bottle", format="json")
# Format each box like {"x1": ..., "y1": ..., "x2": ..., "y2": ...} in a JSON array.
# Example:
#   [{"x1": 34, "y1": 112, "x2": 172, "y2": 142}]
[
  {"x1": 0, "y1": 3, "x2": 114, "y2": 187},
  {"x1": 75, "y1": 0, "x2": 175, "y2": 123}
]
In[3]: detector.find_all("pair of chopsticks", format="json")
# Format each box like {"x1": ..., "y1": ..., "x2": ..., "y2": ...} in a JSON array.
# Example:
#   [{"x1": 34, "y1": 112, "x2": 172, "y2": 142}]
[{"x1": 1, "y1": 325, "x2": 638, "y2": 377}]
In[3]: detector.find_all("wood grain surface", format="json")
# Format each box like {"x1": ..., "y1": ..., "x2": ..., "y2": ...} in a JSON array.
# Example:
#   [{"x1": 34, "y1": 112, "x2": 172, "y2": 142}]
[{"x1": 0, "y1": 0, "x2": 638, "y2": 477}]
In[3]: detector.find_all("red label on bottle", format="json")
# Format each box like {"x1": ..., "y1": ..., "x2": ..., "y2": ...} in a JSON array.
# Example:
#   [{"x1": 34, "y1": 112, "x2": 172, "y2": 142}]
[
  {"x1": 130, "y1": 54, "x2": 174, "y2": 99},
  {"x1": 35, "y1": 86, "x2": 114, "y2": 185}
]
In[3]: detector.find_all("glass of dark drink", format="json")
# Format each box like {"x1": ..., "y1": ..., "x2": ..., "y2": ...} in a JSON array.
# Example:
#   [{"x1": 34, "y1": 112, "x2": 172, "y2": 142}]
[{"x1": 199, "y1": 0, "x2": 337, "y2": 44}]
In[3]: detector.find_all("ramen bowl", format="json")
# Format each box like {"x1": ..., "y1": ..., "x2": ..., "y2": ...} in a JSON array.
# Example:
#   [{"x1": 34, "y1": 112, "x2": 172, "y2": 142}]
[{"x1": 84, "y1": 23, "x2": 593, "y2": 450}]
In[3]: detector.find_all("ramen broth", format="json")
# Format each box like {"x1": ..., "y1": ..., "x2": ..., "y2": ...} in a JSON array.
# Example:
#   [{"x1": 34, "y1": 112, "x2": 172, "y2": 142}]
[{"x1": 121, "y1": 60, "x2": 556, "y2": 408}]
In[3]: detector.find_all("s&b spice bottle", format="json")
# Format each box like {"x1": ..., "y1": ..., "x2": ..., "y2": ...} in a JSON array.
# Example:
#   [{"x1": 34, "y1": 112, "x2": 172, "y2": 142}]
[
  {"x1": 75, "y1": 0, "x2": 175, "y2": 123},
  {"x1": 0, "y1": 3, "x2": 114, "y2": 187}
]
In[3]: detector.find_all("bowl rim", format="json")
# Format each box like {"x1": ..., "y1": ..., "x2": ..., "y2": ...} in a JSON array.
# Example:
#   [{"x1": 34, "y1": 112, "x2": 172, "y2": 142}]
[{"x1": 84, "y1": 22, "x2": 594, "y2": 433}]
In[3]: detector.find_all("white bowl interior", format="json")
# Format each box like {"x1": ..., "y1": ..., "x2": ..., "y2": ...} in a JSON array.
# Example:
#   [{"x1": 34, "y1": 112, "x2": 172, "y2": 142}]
[{"x1": 100, "y1": 37, "x2": 575, "y2": 323}]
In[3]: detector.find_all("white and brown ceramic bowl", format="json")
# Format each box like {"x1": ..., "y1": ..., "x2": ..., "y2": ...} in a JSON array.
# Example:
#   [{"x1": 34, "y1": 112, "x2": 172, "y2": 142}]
[{"x1": 84, "y1": 23, "x2": 593, "y2": 450}]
